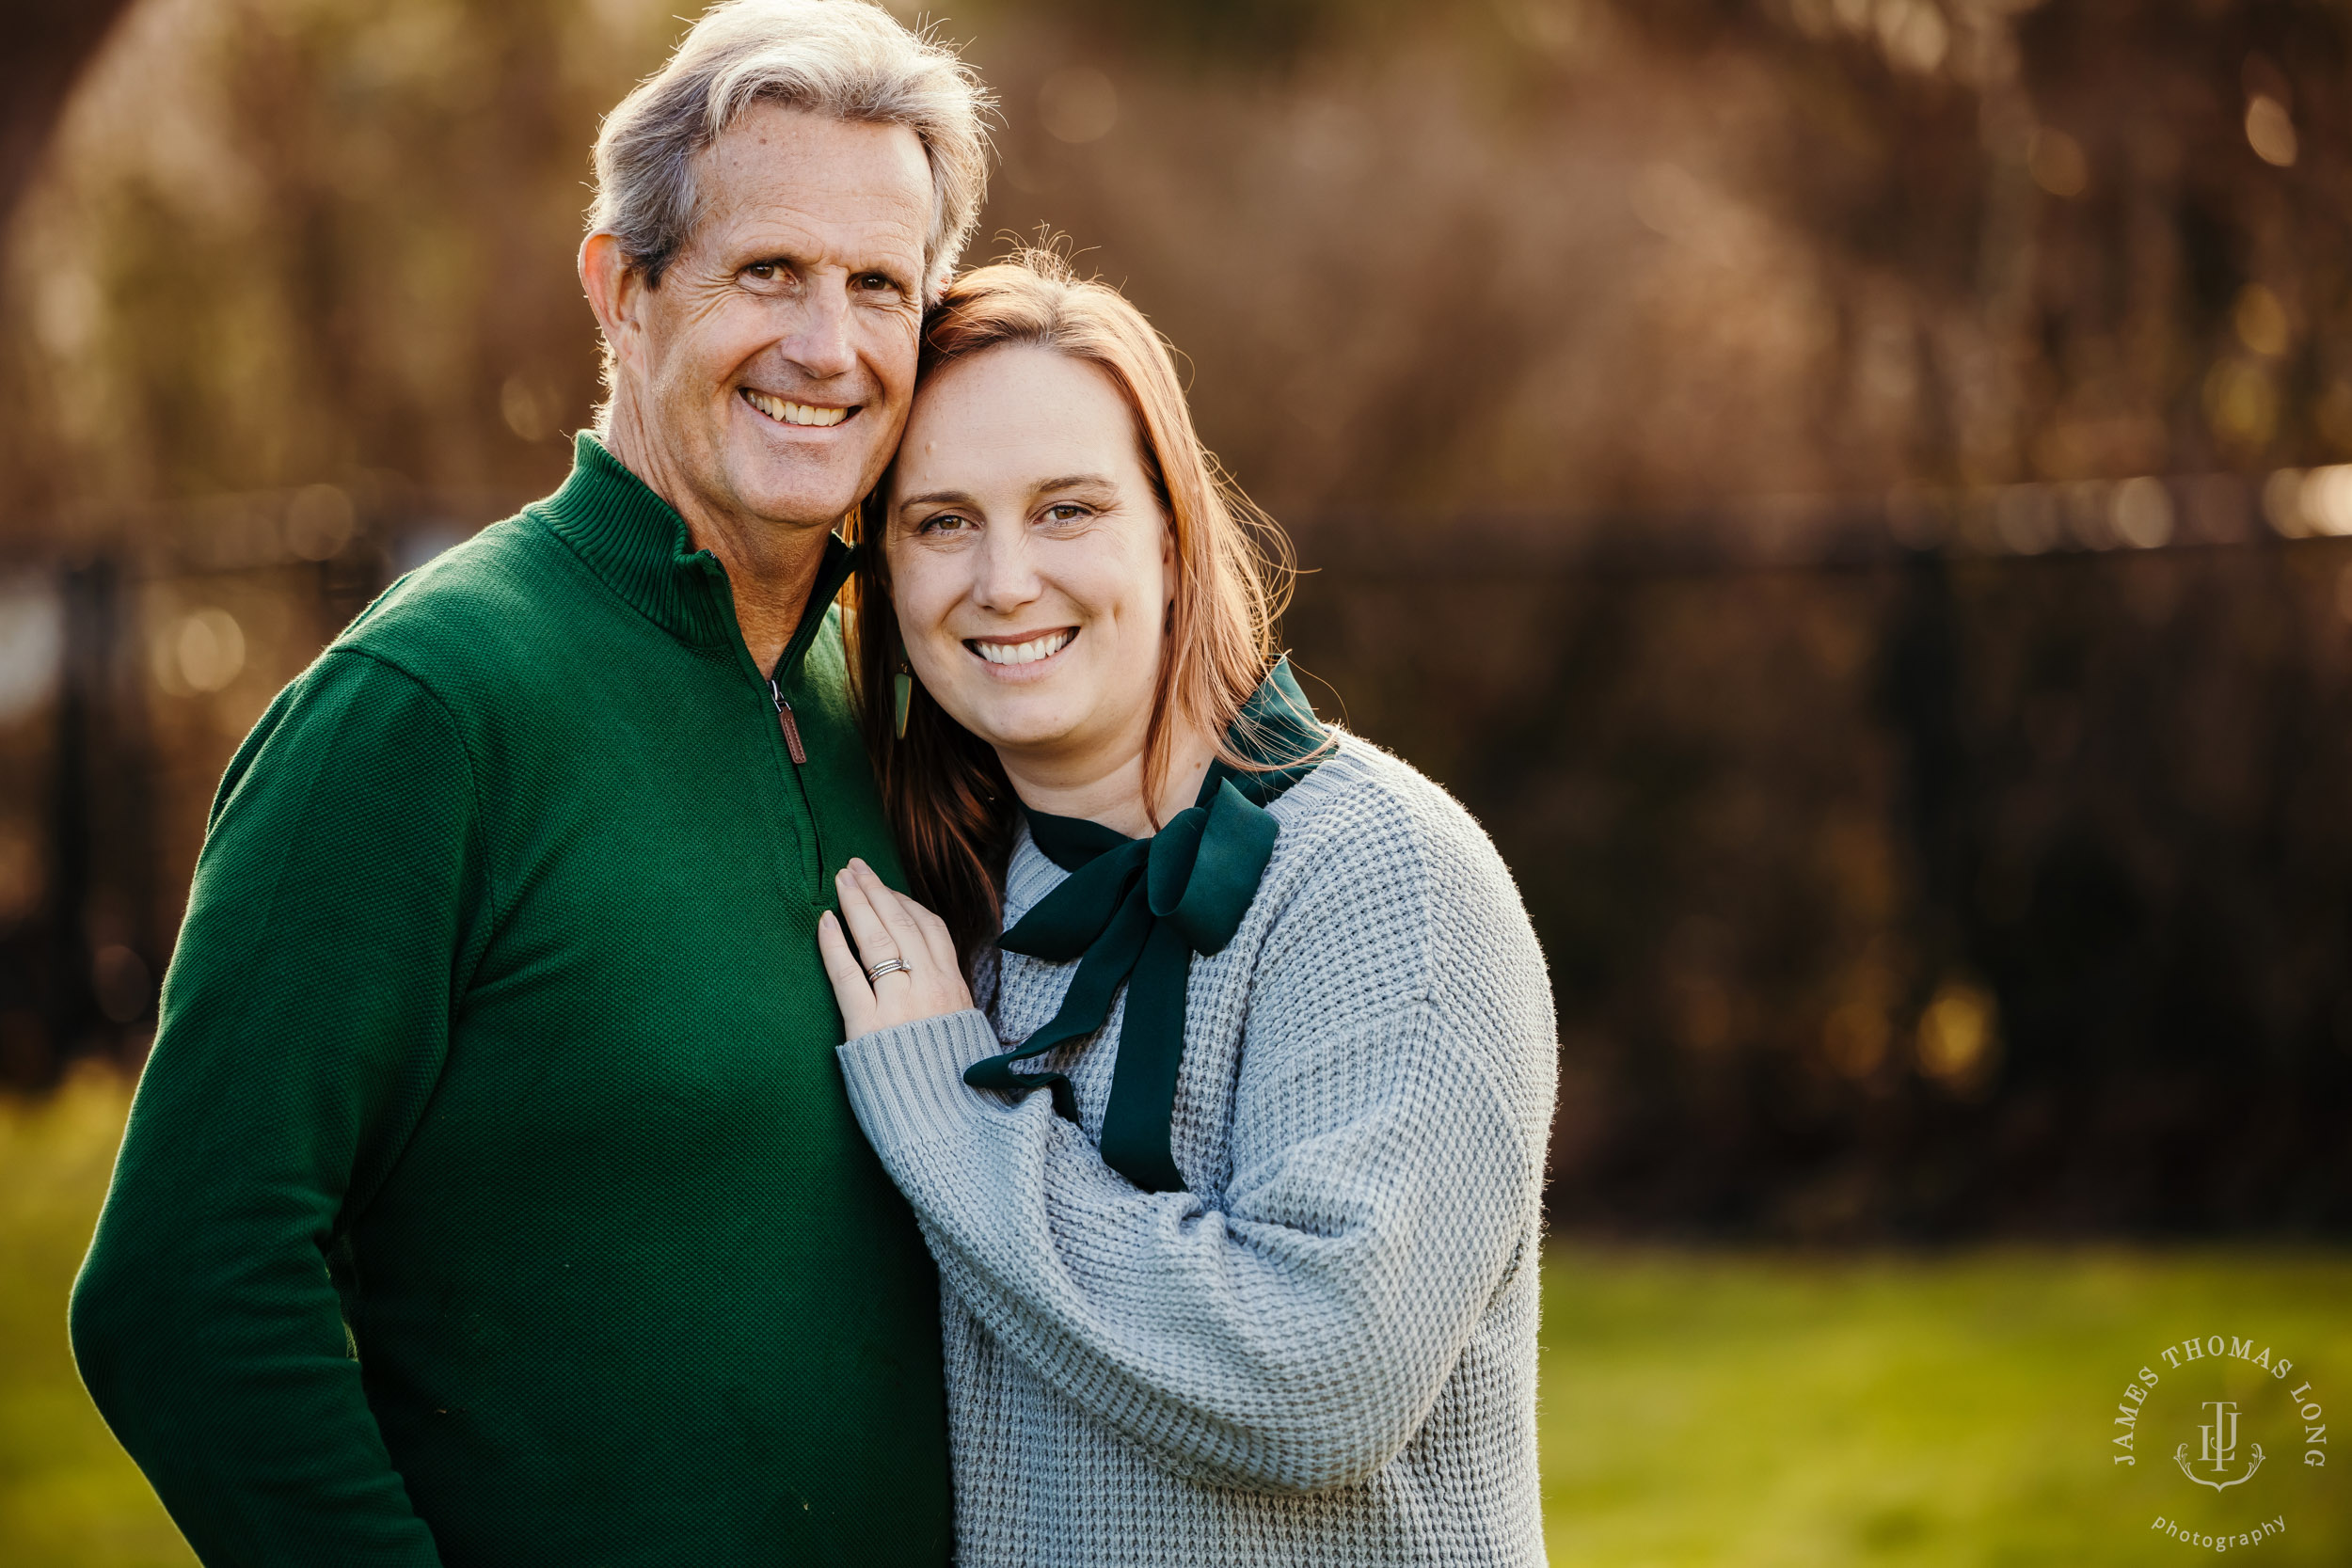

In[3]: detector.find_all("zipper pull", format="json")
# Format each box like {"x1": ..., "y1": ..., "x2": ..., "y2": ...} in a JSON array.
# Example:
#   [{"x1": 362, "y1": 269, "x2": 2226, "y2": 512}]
[{"x1": 770, "y1": 678, "x2": 807, "y2": 765}]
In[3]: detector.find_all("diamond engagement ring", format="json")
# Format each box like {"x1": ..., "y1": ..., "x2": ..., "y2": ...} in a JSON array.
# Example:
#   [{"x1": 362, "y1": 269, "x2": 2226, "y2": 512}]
[{"x1": 865, "y1": 958, "x2": 911, "y2": 984}]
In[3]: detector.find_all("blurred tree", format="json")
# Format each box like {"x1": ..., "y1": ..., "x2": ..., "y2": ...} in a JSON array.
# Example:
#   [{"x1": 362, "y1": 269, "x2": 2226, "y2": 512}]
[
  {"x1": 8, "y1": 0, "x2": 2349, "y2": 529},
  {"x1": 0, "y1": 0, "x2": 701, "y2": 526},
  {"x1": 967, "y1": 0, "x2": 2349, "y2": 519},
  {"x1": 0, "y1": 0, "x2": 135, "y2": 229}
]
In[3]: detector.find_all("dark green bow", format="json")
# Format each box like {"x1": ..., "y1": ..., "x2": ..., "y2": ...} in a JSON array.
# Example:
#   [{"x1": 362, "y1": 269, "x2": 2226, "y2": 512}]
[{"x1": 963, "y1": 659, "x2": 1328, "y2": 1192}]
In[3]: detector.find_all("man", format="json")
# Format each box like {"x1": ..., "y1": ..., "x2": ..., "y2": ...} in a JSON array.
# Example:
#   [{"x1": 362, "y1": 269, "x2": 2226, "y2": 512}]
[{"x1": 70, "y1": 3, "x2": 989, "y2": 1562}]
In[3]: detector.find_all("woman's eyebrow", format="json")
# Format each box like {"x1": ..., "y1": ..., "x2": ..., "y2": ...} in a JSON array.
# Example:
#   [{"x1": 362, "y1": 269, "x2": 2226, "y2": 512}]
[
  {"x1": 896, "y1": 488, "x2": 978, "y2": 513},
  {"x1": 1030, "y1": 474, "x2": 1119, "y2": 499}
]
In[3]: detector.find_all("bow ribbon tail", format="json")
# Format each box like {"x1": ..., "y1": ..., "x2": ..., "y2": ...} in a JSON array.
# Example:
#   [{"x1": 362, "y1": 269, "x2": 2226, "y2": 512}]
[
  {"x1": 1094, "y1": 919, "x2": 1195, "y2": 1194},
  {"x1": 966, "y1": 883, "x2": 1153, "y2": 1118}
]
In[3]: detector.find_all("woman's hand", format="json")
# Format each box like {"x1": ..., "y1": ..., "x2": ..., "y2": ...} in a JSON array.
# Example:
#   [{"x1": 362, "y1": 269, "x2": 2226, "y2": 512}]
[{"x1": 818, "y1": 858, "x2": 975, "y2": 1039}]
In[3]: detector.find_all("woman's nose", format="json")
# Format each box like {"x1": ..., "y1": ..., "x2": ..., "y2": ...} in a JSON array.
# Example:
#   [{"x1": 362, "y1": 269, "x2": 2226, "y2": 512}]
[{"x1": 972, "y1": 529, "x2": 1042, "y2": 610}]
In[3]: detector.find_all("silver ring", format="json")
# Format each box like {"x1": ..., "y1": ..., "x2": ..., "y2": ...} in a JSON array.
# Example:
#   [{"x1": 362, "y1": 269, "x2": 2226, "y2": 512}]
[{"x1": 865, "y1": 957, "x2": 911, "y2": 984}]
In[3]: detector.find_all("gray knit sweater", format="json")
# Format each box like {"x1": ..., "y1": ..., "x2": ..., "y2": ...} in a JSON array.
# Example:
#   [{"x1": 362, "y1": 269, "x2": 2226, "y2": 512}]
[{"x1": 836, "y1": 733, "x2": 1557, "y2": 1567}]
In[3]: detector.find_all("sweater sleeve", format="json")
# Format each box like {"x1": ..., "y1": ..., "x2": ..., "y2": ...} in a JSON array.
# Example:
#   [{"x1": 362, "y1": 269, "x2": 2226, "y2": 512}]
[
  {"x1": 835, "y1": 800, "x2": 1555, "y2": 1495},
  {"x1": 71, "y1": 647, "x2": 489, "y2": 1567}
]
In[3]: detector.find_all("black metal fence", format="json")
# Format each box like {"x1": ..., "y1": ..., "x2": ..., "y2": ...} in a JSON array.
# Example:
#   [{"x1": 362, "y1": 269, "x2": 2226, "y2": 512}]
[{"x1": 10, "y1": 466, "x2": 2352, "y2": 1237}]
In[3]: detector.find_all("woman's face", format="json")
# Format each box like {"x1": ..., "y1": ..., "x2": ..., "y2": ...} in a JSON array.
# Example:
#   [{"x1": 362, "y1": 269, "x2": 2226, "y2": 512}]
[{"x1": 884, "y1": 344, "x2": 1174, "y2": 780}]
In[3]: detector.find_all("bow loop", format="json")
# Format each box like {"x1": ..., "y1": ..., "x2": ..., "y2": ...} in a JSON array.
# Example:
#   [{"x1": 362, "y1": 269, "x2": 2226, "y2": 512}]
[
  {"x1": 998, "y1": 839, "x2": 1146, "y2": 962},
  {"x1": 1151, "y1": 782, "x2": 1278, "y2": 956},
  {"x1": 1142, "y1": 803, "x2": 1206, "y2": 916}
]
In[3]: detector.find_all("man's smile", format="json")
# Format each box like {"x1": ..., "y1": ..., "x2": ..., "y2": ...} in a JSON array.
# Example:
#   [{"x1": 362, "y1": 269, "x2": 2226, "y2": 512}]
[{"x1": 740, "y1": 387, "x2": 855, "y2": 428}]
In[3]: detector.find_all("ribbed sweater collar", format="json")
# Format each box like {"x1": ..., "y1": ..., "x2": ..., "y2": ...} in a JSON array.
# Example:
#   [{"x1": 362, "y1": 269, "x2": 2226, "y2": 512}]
[{"x1": 533, "y1": 431, "x2": 853, "y2": 678}]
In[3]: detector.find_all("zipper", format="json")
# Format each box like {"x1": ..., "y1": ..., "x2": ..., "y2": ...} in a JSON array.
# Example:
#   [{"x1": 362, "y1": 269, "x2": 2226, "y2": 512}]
[
  {"x1": 754, "y1": 533, "x2": 852, "y2": 896},
  {"x1": 767, "y1": 673, "x2": 825, "y2": 890},
  {"x1": 770, "y1": 678, "x2": 807, "y2": 765}
]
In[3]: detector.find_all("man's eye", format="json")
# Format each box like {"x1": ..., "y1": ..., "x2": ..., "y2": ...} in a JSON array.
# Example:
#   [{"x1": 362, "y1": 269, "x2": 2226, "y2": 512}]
[
  {"x1": 855, "y1": 273, "x2": 900, "y2": 293},
  {"x1": 744, "y1": 262, "x2": 784, "y2": 282}
]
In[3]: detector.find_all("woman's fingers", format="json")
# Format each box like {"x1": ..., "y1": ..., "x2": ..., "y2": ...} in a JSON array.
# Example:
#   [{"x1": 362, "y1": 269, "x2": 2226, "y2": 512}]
[
  {"x1": 843, "y1": 861, "x2": 976, "y2": 1021},
  {"x1": 816, "y1": 911, "x2": 875, "y2": 1037},
  {"x1": 852, "y1": 860, "x2": 930, "y2": 968},
  {"x1": 906, "y1": 896, "x2": 960, "y2": 981},
  {"x1": 865, "y1": 876, "x2": 961, "y2": 1009},
  {"x1": 833, "y1": 863, "x2": 901, "y2": 974},
  {"x1": 822, "y1": 860, "x2": 976, "y2": 1033}
]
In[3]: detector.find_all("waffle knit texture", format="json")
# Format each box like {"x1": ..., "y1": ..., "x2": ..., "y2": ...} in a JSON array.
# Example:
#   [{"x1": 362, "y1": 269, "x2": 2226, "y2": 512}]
[
  {"x1": 836, "y1": 733, "x2": 1557, "y2": 1567},
  {"x1": 71, "y1": 434, "x2": 952, "y2": 1567}
]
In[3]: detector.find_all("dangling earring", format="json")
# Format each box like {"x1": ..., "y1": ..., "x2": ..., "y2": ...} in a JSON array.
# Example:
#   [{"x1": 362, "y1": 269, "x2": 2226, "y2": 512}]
[{"x1": 893, "y1": 660, "x2": 914, "y2": 739}]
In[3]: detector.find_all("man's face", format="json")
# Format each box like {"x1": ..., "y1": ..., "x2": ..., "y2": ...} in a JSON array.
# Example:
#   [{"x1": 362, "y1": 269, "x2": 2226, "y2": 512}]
[{"x1": 618, "y1": 103, "x2": 930, "y2": 531}]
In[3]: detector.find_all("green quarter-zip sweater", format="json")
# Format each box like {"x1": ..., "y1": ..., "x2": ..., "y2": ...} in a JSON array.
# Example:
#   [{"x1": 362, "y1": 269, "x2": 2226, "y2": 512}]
[{"x1": 71, "y1": 434, "x2": 951, "y2": 1567}]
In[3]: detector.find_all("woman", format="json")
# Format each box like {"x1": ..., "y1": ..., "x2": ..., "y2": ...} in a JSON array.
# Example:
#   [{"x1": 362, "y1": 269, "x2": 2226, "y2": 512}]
[{"x1": 816, "y1": 251, "x2": 1557, "y2": 1567}]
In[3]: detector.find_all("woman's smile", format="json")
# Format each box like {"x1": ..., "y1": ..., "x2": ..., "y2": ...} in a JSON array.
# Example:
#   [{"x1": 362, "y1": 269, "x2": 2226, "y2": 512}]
[{"x1": 966, "y1": 626, "x2": 1078, "y2": 673}]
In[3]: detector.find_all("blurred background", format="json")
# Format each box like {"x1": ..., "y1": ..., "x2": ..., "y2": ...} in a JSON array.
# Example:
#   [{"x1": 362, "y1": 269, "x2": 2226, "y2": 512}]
[{"x1": 3, "y1": 0, "x2": 2349, "y2": 1562}]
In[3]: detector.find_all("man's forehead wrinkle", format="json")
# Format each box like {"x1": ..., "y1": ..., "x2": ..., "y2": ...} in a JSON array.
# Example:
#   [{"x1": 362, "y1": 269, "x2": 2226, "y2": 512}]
[
  {"x1": 716, "y1": 175, "x2": 928, "y2": 231},
  {"x1": 699, "y1": 118, "x2": 930, "y2": 201},
  {"x1": 692, "y1": 198, "x2": 923, "y2": 272},
  {"x1": 698, "y1": 186, "x2": 926, "y2": 269}
]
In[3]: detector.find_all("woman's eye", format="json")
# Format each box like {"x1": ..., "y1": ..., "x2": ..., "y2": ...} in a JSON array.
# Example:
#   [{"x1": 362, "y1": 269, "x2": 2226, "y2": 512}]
[
  {"x1": 1044, "y1": 504, "x2": 1090, "y2": 524},
  {"x1": 918, "y1": 513, "x2": 972, "y2": 534}
]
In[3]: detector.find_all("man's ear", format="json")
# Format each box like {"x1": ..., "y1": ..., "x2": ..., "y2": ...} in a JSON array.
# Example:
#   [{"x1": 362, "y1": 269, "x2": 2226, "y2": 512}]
[{"x1": 580, "y1": 232, "x2": 645, "y2": 372}]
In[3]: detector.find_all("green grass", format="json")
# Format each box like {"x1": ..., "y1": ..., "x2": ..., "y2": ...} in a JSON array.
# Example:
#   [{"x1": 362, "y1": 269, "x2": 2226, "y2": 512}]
[
  {"x1": 4, "y1": 1073, "x2": 2345, "y2": 1565},
  {"x1": 0, "y1": 1072, "x2": 195, "y2": 1567},
  {"x1": 1538, "y1": 1246, "x2": 2350, "y2": 1565}
]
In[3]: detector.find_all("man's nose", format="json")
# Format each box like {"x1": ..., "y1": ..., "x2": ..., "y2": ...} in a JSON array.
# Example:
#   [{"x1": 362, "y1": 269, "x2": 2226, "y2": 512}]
[{"x1": 779, "y1": 277, "x2": 858, "y2": 383}]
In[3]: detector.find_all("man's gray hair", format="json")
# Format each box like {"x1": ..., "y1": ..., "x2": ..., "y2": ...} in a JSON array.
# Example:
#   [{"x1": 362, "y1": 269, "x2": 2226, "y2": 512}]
[{"x1": 589, "y1": 0, "x2": 992, "y2": 300}]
